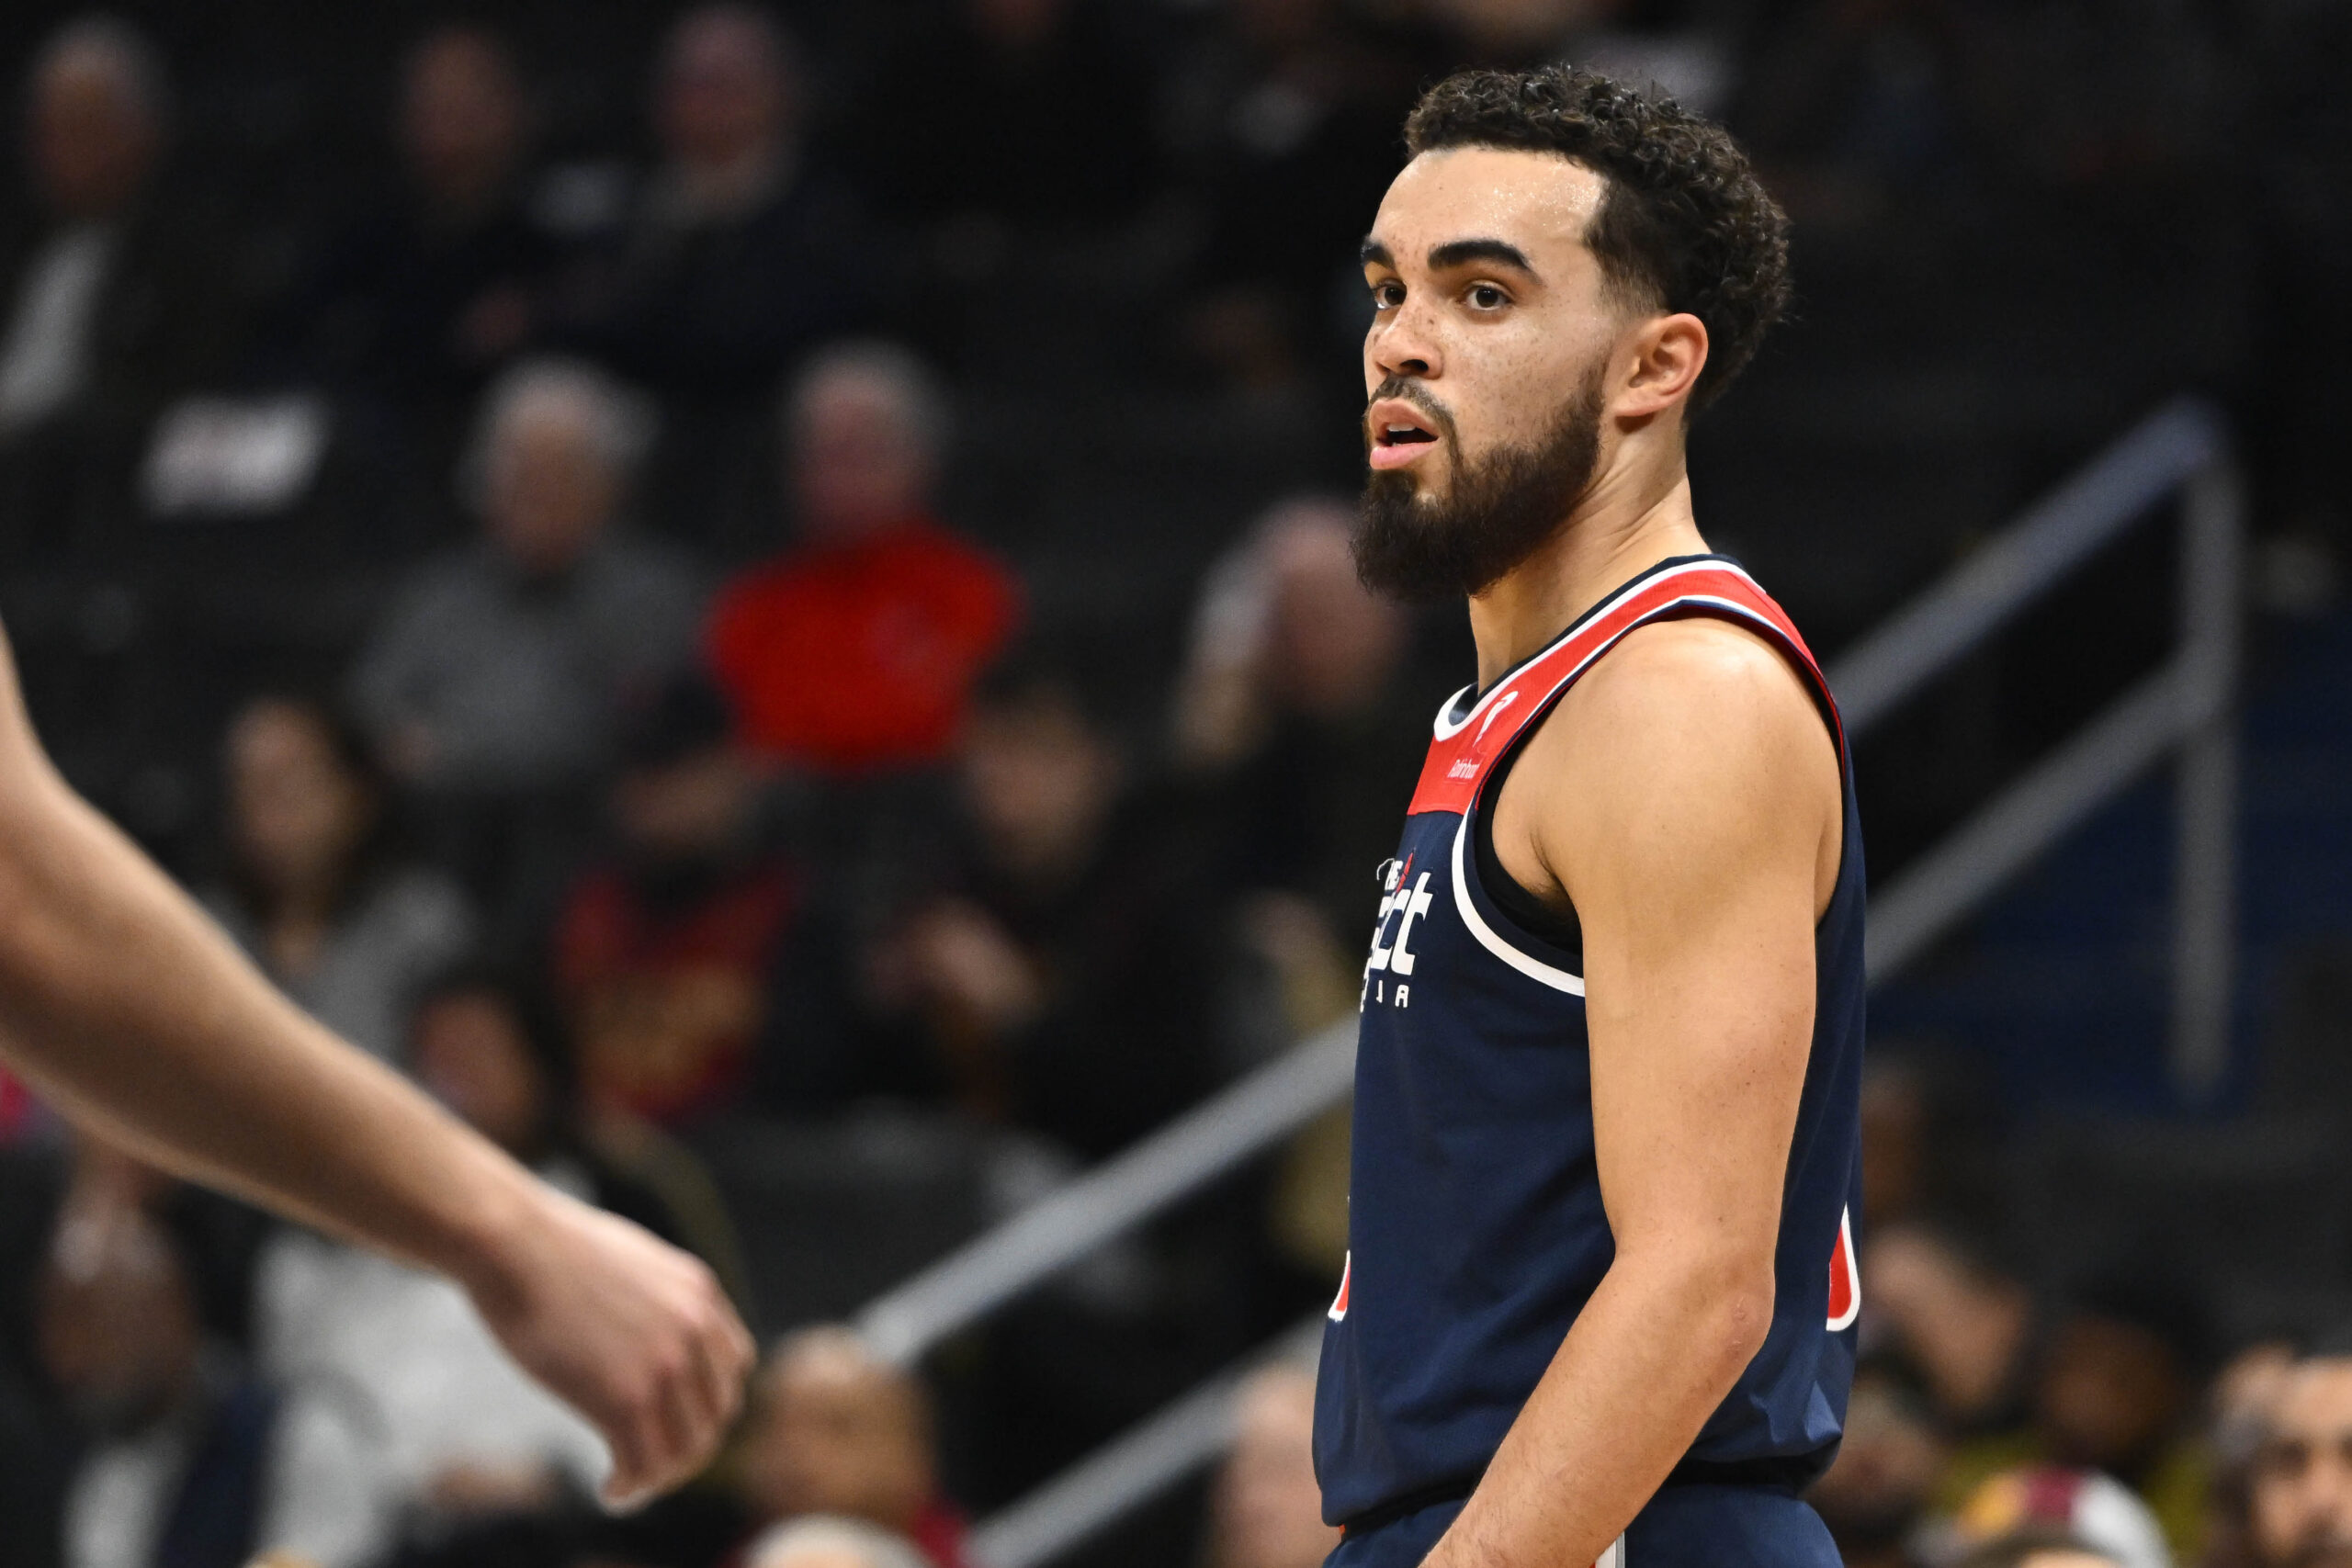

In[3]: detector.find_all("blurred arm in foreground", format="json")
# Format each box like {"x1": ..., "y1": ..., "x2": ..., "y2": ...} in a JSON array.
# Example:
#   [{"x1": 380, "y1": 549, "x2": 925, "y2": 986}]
[{"x1": 0, "y1": 619, "x2": 753, "y2": 1508}]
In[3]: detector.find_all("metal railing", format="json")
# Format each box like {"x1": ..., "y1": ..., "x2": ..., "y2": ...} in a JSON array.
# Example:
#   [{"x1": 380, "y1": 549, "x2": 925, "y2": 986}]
[
  {"x1": 856, "y1": 1021, "x2": 1357, "y2": 1367},
  {"x1": 1839, "y1": 399, "x2": 2242, "y2": 1091},
  {"x1": 861, "y1": 398, "x2": 2244, "y2": 1568}
]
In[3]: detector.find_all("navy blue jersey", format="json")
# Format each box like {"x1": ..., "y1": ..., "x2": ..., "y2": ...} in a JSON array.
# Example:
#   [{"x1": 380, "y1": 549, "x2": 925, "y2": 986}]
[{"x1": 1314, "y1": 555, "x2": 1865, "y2": 1535}]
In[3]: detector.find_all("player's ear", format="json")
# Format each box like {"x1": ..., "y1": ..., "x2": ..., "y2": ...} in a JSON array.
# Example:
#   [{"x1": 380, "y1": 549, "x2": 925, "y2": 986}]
[{"x1": 1619, "y1": 312, "x2": 1708, "y2": 423}]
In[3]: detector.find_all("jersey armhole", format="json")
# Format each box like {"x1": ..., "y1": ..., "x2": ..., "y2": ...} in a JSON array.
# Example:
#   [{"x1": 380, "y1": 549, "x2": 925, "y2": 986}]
[
  {"x1": 1468, "y1": 729, "x2": 1587, "y2": 962},
  {"x1": 1466, "y1": 599, "x2": 1850, "y2": 959}
]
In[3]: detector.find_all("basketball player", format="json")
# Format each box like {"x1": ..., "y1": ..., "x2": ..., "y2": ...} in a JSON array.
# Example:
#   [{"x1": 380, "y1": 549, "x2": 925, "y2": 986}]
[
  {"x1": 1316, "y1": 68, "x2": 1862, "y2": 1567},
  {"x1": 0, "y1": 627, "x2": 752, "y2": 1506}
]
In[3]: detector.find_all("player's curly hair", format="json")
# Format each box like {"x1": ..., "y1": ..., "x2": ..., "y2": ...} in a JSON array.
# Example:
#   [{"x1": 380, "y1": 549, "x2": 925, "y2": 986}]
[{"x1": 1404, "y1": 66, "x2": 1791, "y2": 414}]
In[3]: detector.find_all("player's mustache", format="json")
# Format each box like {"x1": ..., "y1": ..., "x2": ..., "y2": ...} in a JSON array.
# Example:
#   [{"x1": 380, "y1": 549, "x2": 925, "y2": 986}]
[{"x1": 1364, "y1": 378, "x2": 1458, "y2": 446}]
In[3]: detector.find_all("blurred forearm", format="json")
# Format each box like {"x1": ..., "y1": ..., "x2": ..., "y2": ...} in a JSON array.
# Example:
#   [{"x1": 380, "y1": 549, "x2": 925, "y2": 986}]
[{"x1": 0, "y1": 651, "x2": 534, "y2": 1293}]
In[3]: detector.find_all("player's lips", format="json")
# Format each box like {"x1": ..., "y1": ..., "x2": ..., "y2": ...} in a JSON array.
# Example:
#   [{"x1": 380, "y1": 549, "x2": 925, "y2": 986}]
[{"x1": 1367, "y1": 400, "x2": 1442, "y2": 470}]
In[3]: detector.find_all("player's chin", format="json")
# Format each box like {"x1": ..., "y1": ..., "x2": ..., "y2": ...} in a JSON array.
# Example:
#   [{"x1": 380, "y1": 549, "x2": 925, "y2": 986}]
[{"x1": 1363, "y1": 464, "x2": 1447, "y2": 510}]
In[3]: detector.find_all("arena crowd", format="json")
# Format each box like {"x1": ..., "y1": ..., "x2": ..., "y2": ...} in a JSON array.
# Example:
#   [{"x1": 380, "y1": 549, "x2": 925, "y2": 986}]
[{"x1": 0, "y1": 2, "x2": 2346, "y2": 1567}]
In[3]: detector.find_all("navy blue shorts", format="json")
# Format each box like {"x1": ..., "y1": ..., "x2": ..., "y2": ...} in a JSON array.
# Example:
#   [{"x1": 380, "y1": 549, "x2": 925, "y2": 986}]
[{"x1": 1326, "y1": 1483, "x2": 1840, "y2": 1568}]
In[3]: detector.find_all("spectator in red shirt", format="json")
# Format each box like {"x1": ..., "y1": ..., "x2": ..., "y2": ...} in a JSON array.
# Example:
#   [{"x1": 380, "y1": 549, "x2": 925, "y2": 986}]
[
  {"x1": 548, "y1": 675, "x2": 788, "y2": 1129},
  {"x1": 706, "y1": 342, "x2": 1020, "y2": 775},
  {"x1": 552, "y1": 673, "x2": 920, "y2": 1129}
]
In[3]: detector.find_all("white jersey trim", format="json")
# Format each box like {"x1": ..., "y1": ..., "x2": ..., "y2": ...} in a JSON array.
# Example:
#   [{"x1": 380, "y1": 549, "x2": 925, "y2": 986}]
[
  {"x1": 1435, "y1": 583, "x2": 1804, "y2": 999},
  {"x1": 1450, "y1": 812, "x2": 1585, "y2": 996},
  {"x1": 1429, "y1": 559, "x2": 1758, "y2": 741}
]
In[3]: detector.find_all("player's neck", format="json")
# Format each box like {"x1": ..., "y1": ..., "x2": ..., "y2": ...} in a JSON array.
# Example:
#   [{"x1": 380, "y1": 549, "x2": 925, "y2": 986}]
[{"x1": 1465, "y1": 457, "x2": 1707, "y2": 688}]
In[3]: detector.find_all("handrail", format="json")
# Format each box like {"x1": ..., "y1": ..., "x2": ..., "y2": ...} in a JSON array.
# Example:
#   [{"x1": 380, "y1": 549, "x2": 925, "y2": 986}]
[
  {"x1": 1866, "y1": 657, "x2": 2209, "y2": 981},
  {"x1": 856, "y1": 1021, "x2": 1357, "y2": 1366},
  {"x1": 966, "y1": 1314, "x2": 1328, "y2": 1568},
  {"x1": 887, "y1": 399, "x2": 2243, "y2": 1568},
  {"x1": 1826, "y1": 398, "x2": 2227, "y2": 731}
]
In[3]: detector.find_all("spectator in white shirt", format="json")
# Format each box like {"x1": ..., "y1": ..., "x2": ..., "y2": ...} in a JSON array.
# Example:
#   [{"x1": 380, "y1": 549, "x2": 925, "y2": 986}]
[{"x1": 40, "y1": 1170, "x2": 390, "y2": 1568}]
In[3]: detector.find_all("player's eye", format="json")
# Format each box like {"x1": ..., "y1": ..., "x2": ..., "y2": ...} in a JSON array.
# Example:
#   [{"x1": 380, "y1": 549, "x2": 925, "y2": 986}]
[
  {"x1": 1466, "y1": 284, "x2": 1510, "y2": 310},
  {"x1": 1370, "y1": 280, "x2": 1405, "y2": 310}
]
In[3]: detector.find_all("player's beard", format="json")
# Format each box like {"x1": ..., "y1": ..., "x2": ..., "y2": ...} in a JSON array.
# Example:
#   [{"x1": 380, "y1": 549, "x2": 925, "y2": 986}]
[{"x1": 1353, "y1": 365, "x2": 1607, "y2": 604}]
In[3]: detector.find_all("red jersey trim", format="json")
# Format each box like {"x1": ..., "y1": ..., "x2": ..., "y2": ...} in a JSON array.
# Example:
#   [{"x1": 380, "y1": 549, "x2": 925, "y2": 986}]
[{"x1": 1406, "y1": 562, "x2": 1838, "y2": 817}]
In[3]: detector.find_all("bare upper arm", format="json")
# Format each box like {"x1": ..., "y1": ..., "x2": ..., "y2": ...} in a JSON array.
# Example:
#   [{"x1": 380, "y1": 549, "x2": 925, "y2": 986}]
[
  {"x1": 0, "y1": 616, "x2": 53, "y2": 807},
  {"x1": 1489, "y1": 619, "x2": 1841, "y2": 1263},
  {"x1": 1494, "y1": 618, "x2": 1840, "y2": 931}
]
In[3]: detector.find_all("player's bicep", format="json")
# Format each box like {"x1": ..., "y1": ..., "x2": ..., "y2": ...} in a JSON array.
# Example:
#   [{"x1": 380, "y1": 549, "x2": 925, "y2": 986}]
[
  {"x1": 1543, "y1": 630, "x2": 1830, "y2": 1265},
  {"x1": 0, "y1": 616, "x2": 67, "y2": 866}
]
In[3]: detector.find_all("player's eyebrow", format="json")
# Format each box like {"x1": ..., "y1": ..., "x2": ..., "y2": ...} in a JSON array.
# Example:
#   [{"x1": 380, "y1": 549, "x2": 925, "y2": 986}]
[
  {"x1": 1359, "y1": 237, "x2": 1395, "y2": 270},
  {"x1": 1426, "y1": 238, "x2": 1539, "y2": 278}
]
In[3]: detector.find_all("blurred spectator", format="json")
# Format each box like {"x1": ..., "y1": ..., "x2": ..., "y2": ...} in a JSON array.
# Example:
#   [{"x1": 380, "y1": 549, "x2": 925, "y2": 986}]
[
  {"x1": 570, "y1": 5, "x2": 876, "y2": 408},
  {"x1": 2030, "y1": 1275, "x2": 2214, "y2": 1563},
  {"x1": 297, "y1": 26, "x2": 561, "y2": 410},
  {"x1": 1946, "y1": 1468, "x2": 2172, "y2": 1568},
  {"x1": 2207, "y1": 1341, "x2": 2302, "y2": 1568},
  {"x1": 0, "y1": 1062, "x2": 45, "y2": 1145},
  {"x1": 553, "y1": 673, "x2": 784, "y2": 1126},
  {"x1": 1166, "y1": 0, "x2": 1424, "y2": 390},
  {"x1": 348, "y1": 356, "x2": 701, "y2": 908},
  {"x1": 1954, "y1": 1534, "x2": 2122, "y2": 1568},
  {"x1": 1856, "y1": 1048, "x2": 2007, "y2": 1244},
  {"x1": 2249, "y1": 3, "x2": 2352, "y2": 561},
  {"x1": 44, "y1": 1179, "x2": 390, "y2": 1568},
  {"x1": 744, "y1": 1515, "x2": 933, "y2": 1568},
  {"x1": 0, "y1": 23, "x2": 233, "y2": 434},
  {"x1": 0, "y1": 16, "x2": 239, "y2": 559},
  {"x1": 1861, "y1": 1056, "x2": 1936, "y2": 1232},
  {"x1": 1730, "y1": 0, "x2": 1965, "y2": 246},
  {"x1": 1173, "y1": 497, "x2": 1419, "y2": 1034},
  {"x1": 707, "y1": 344, "x2": 1019, "y2": 775},
  {"x1": 868, "y1": 645, "x2": 1226, "y2": 1157},
  {"x1": 847, "y1": 0, "x2": 1165, "y2": 234},
  {"x1": 1809, "y1": 1357, "x2": 1949, "y2": 1568},
  {"x1": 1731, "y1": 0, "x2": 2245, "y2": 436},
  {"x1": 2239, "y1": 1344, "x2": 2352, "y2": 1568},
  {"x1": 735, "y1": 1326, "x2": 968, "y2": 1568},
  {"x1": 1419, "y1": 0, "x2": 1731, "y2": 112},
  {"x1": 54, "y1": 1138, "x2": 271, "y2": 1365},
  {"x1": 1205, "y1": 1363, "x2": 1337, "y2": 1568},
  {"x1": 259, "y1": 964, "x2": 745, "y2": 1536},
  {"x1": 202, "y1": 694, "x2": 474, "y2": 1066},
  {"x1": 1865, "y1": 1221, "x2": 2037, "y2": 1459},
  {"x1": 2215, "y1": 1344, "x2": 2301, "y2": 1454},
  {"x1": 0, "y1": 1140, "x2": 68, "y2": 1568},
  {"x1": 1860, "y1": 1053, "x2": 1971, "y2": 1232},
  {"x1": 552, "y1": 674, "x2": 888, "y2": 1126},
  {"x1": 406, "y1": 965, "x2": 746, "y2": 1275}
]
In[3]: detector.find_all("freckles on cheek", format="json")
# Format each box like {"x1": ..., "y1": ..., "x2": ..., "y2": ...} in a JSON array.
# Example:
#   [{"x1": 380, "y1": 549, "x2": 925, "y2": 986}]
[{"x1": 1468, "y1": 338, "x2": 1571, "y2": 443}]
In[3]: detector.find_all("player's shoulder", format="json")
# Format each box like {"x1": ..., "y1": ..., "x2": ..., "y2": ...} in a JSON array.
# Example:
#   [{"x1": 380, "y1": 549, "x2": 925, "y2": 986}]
[
  {"x1": 1528, "y1": 613, "x2": 1836, "y2": 839},
  {"x1": 1560, "y1": 613, "x2": 1821, "y2": 741}
]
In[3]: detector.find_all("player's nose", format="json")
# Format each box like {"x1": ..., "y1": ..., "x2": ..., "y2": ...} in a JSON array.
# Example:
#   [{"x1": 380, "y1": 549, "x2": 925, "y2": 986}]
[{"x1": 1368, "y1": 303, "x2": 1442, "y2": 382}]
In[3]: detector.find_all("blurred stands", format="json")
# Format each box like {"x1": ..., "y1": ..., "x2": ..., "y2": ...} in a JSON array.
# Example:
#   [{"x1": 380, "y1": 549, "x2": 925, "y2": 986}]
[{"x1": 0, "y1": 0, "x2": 2344, "y2": 1565}]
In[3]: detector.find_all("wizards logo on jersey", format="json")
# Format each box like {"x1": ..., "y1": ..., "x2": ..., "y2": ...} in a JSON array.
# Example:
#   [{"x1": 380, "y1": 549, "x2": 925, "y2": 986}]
[{"x1": 1361, "y1": 853, "x2": 1435, "y2": 1010}]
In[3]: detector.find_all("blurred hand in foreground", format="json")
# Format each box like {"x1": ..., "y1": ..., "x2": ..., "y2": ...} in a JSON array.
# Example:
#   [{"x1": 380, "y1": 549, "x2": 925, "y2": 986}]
[{"x1": 466, "y1": 1183, "x2": 755, "y2": 1509}]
